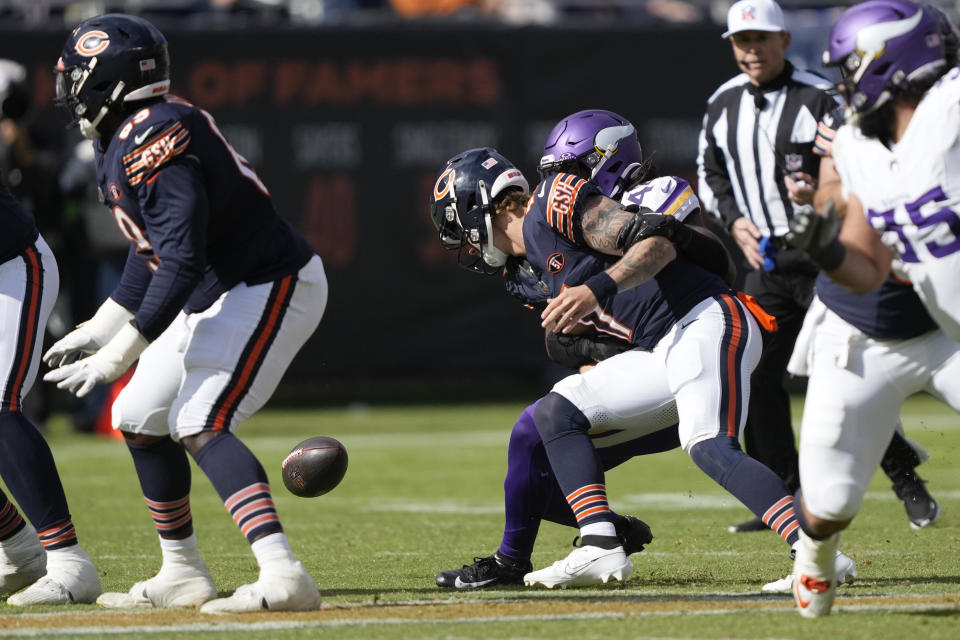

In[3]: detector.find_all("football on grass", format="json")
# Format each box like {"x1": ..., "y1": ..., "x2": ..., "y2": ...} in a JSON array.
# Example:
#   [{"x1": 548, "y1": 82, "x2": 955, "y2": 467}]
[{"x1": 281, "y1": 436, "x2": 348, "y2": 497}]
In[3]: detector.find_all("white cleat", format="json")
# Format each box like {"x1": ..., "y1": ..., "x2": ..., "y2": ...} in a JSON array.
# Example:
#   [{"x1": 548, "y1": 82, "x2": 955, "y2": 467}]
[
  {"x1": 97, "y1": 561, "x2": 217, "y2": 609},
  {"x1": 7, "y1": 547, "x2": 101, "y2": 606},
  {"x1": 523, "y1": 545, "x2": 633, "y2": 589},
  {"x1": 792, "y1": 531, "x2": 841, "y2": 618},
  {"x1": 199, "y1": 561, "x2": 320, "y2": 614},
  {"x1": 0, "y1": 525, "x2": 46, "y2": 596},
  {"x1": 761, "y1": 549, "x2": 856, "y2": 593}
]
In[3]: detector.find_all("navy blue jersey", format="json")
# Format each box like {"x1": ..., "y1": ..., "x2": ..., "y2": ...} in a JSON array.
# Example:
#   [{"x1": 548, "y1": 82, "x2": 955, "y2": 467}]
[
  {"x1": 0, "y1": 182, "x2": 39, "y2": 265},
  {"x1": 508, "y1": 173, "x2": 730, "y2": 349},
  {"x1": 94, "y1": 95, "x2": 313, "y2": 340},
  {"x1": 816, "y1": 273, "x2": 937, "y2": 340}
]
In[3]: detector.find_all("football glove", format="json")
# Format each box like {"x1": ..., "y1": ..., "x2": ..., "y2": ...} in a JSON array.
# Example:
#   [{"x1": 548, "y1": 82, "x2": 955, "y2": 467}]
[
  {"x1": 545, "y1": 330, "x2": 632, "y2": 369},
  {"x1": 43, "y1": 322, "x2": 148, "y2": 398},
  {"x1": 785, "y1": 201, "x2": 846, "y2": 271},
  {"x1": 43, "y1": 297, "x2": 134, "y2": 368},
  {"x1": 616, "y1": 213, "x2": 693, "y2": 252}
]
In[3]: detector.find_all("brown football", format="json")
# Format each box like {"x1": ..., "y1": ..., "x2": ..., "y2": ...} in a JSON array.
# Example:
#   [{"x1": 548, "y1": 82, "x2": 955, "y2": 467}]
[{"x1": 281, "y1": 436, "x2": 348, "y2": 498}]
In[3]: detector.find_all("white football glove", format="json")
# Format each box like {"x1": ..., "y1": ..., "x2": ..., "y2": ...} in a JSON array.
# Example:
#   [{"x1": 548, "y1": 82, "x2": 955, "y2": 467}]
[
  {"x1": 43, "y1": 298, "x2": 134, "y2": 368},
  {"x1": 43, "y1": 322, "x2": 148, "y2": 398}
]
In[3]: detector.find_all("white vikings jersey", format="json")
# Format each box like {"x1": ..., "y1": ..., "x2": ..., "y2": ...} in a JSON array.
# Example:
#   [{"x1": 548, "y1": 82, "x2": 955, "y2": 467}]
[
  {"x1": 832, "y1": 68, "x2": 960, "y2": 341},
  {"x1": 620, "y1": 176, "x2": 699, "y2": 222}
]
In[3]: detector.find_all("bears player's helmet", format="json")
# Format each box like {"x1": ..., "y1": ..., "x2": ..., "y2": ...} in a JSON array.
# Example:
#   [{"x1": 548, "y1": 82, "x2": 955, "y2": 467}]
[
  {"x1": 823, "y1": 0, "x2": 945, "y2": 116},
  {"x1": 430, "y1": 147, "x2": 529, "y2": 274},
  {"x1": 55, "y1": 13, "x2": 170, "y2": 139},
  {"x1": 538, "y1": 109, "x2": 643, "y2": 199}
]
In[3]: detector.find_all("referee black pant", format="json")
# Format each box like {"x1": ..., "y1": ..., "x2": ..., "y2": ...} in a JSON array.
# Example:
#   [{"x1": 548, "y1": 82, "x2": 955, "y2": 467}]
[{"x1": 742, "y1": 250, "x2": 817, "y2": 494}]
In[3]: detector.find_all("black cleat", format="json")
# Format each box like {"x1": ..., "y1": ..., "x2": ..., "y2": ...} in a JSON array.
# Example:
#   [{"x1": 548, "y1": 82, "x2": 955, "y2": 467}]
[
  {"x1": 615, "y1": 515, "x2": 653, "y2": 555},
  {"x1": 892, "y1": 472, "x2": 940, "y2": 530},
  {"x1": 435, "y1": 552, "x2": 532, "y2": 589},
  {"x1": 727, "y1": 515, "x2": 767, "y2": 533}
]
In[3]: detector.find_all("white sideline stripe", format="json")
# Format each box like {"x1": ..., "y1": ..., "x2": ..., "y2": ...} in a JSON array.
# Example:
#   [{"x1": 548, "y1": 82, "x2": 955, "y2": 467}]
[
  {"x1": 1, "y1": 602, "x2": 956, "y2": 636},
  {"x1": 363, "y1": 489, "x2": 960, "y2": 515}
]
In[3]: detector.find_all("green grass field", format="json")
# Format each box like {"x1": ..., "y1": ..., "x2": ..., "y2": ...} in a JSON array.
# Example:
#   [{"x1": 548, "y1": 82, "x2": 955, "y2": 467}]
[{"x1": 1, "y1": 394, "x2": 958, "y2": 638}]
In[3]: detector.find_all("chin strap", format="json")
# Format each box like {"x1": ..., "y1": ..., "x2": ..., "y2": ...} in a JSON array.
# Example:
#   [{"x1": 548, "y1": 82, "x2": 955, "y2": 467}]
[{"x1": 482, "y1": 212, "x2": 507, "y2": 267}]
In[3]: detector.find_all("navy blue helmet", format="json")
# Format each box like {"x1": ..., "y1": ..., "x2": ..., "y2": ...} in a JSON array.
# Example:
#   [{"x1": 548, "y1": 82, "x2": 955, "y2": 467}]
[
  {"x1": 55, "y1": 13, "x2": 170, "y2": 139},
  {"x1": 430, "y1": 147, "x2": 529, "y2": 274}
]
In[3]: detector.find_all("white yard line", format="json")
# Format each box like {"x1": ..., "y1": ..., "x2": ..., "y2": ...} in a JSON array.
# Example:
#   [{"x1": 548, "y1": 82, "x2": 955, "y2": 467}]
[
  {"x1": 362, "y1": 490, "x2": 960, "y2": 514},
  {"x1": 1, "y1": 596, "x2": 955, "y2": 636}
]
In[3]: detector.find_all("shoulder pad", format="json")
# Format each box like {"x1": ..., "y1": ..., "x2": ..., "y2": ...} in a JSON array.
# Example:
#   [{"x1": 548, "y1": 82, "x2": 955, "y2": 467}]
[
  {"x1": 534, "y1": 173, "x2": 598, "y2": 243},
  {"x1": 622, "y1": 176, "x2": 699, "y2": 222},
  {"x1": 814, "y1": 108, "x2": 845, "y2": 158},
  {"x1": 117, "y1": 112, "x2": 192, "y2": 188}
]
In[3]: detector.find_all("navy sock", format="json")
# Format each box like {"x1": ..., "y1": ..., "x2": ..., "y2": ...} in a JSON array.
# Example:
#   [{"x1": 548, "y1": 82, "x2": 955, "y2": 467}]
[
  {"x1": 0, "y1": 490, "x2": 26, "y2": 541},
  {"x1": 126, "y1": 435, "x2": 193, "y2": 539},
  {"x1": 0, "y1": 410, "x2": 75, "y2": 547},
  {"x1": 193, "y1": 432, "x2": 282, "y2": 543},
  {"x1": 690, "y1": 436, "x2": 799, "y2": 546},
  {"x1": 534, "y1": 393, "x2": 612, "y2": 528}
]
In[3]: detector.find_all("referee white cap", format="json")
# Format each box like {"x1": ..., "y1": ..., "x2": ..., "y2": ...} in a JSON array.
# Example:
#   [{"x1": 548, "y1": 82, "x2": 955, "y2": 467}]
[{"x1": 722, "y1": 0, "x2": 786, "y2": 39}]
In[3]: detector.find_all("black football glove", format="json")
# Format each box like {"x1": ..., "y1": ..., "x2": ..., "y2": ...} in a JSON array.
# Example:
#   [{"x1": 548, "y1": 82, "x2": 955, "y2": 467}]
[
  {"x1": 785, "y1": 201, "x2": 846, "y2": 271},
  {"x1": 616, "y1": 213, "x2": 693, "y2": 252},
  {"x1": 544, "y1": 331, "x2": 632, "y2": 369}
]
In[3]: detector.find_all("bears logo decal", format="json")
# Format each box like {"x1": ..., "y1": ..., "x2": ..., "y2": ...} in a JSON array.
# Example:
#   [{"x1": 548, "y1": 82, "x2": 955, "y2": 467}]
[
  {"x1": 434, "y1": 167, "x2": 455, "y2": 202},
  {"x1": 76, "y1": 30, "x2": 110, "y2": 57}
]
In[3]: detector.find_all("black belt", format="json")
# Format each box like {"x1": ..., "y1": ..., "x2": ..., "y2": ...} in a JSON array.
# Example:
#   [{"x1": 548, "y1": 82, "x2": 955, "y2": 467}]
[{"x1": 766, "y1": 235, "x2": 791, "y2": 250}]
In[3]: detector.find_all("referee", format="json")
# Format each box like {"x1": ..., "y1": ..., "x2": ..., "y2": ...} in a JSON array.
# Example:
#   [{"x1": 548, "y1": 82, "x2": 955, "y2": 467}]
[{"x1": 696, "y1": 0, "x2": 835, "y2": 532}]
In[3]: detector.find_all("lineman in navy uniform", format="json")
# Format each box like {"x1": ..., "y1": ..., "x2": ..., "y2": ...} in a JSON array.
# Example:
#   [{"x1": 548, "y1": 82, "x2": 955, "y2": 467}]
[
  {"x1": 0, "y1": 183, "x2": 101, "y2": 605},
  {"x1": 40, "y1": 14, "x2": 327, "y2": 612},
  {"x1": 429, "y1": 146, "x2": 855, "y2": 587}
]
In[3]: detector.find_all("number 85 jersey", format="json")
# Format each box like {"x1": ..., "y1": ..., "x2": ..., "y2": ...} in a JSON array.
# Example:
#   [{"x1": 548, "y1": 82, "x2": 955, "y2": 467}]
[{"x1": 832, "y1": 67, "x2": 960, "y2": 341}]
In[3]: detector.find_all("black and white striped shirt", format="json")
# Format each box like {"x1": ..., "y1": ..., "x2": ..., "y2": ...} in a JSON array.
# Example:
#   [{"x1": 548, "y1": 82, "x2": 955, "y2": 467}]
[{"x1": 696, "y1": 61, "x2": 837, "y2": 238}]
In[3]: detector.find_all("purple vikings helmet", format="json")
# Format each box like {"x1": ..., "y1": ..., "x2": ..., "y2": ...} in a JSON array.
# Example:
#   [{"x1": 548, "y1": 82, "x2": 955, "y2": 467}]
[
  {"x1": 539, "y1": 109, "x2": 643, "y2": 199},
  {"x1": 823, "y1": 0, "x2": 945, "y2": 116},
  {"x1": 430, "y1": 147, "x2": 529, "y2": 274}
]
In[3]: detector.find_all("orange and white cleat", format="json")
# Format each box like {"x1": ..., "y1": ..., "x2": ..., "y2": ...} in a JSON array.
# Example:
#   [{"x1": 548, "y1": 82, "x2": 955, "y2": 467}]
[{"x1": 792, "y1": 530, "x2": 841, "y2": 618}]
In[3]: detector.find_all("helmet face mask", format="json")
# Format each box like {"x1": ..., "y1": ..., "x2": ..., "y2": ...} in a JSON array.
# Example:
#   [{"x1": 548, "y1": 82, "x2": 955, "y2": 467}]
[
  {"x1": 55, "y1": 14, "x2": 170, "y2": 139},
  {"x1": 822, "y1": 0, "x2": 945, "y2": 119},
  {"x1": 430, "y1": 148, "x2": 529, "y2": 275},
  {"x1": 539, "y1": 109, "x2": 642, "y2": 198}
]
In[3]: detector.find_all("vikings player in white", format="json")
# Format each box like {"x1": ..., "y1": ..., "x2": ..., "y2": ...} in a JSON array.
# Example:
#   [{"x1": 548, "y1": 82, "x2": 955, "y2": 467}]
[
  {"x1": 786, "y1": 0, "x2": 960, "y2": 617},
  {"x1": 792, "y1": 0, "x2": 960, "y2": 339}
]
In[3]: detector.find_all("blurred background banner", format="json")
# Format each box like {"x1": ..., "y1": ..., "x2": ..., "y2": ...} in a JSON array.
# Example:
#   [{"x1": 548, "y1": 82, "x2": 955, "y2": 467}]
[{"x1": 0, "y1": 3, "x2": 854, "y2": 401}]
